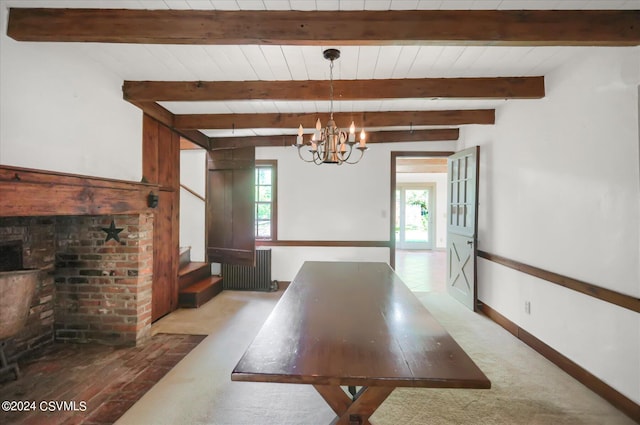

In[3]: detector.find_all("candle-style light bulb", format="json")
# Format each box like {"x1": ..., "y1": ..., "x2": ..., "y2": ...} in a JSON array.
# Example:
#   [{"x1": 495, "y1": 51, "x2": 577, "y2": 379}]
[
  {"x1": 349, "y1": 121, "x2": 356, "y2": 143},
  {"x1": 359, "y1": 129, "x2": 366, "y2": 148},
  {"x1": 314, "y1": 118, "x2": 321, "y2": 141},
  {"x1": 296, "y1": 124, "x2": 304, "y2": 145}
]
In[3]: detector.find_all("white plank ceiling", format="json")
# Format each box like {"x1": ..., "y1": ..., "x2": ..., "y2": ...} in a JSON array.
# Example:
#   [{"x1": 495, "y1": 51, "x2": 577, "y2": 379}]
[{"x1": 3, "y1": 0, "x2": 639, "y2": 138}]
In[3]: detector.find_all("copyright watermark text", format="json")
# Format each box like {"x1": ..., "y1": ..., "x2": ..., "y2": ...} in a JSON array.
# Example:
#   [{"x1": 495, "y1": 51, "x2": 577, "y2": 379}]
[{"x1": 2, "y1": 400, "x2": 87, "y2": 412}]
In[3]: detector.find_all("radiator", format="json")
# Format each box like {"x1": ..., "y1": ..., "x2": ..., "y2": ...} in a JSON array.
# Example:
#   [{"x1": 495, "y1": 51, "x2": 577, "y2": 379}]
[{"x1": 222, "y1": 249, "x2": 274, "y2": 291}]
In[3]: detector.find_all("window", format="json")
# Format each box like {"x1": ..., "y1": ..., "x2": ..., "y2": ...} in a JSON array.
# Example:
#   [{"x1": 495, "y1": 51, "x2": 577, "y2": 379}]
[{"x1": 255, "y1": 160, "x2": 277, "y2": 240}]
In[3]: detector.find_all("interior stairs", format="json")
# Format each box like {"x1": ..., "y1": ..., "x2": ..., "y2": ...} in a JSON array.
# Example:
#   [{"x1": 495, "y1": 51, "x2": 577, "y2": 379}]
[{"x1": 177, "y1": 247, "x2": 223, "y2": 308}]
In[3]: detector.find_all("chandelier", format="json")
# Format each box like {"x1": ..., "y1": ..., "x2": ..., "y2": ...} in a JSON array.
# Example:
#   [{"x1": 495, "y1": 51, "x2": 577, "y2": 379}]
[{"x1": 293, "y1": 49, "x2": 367, "y2": 165}]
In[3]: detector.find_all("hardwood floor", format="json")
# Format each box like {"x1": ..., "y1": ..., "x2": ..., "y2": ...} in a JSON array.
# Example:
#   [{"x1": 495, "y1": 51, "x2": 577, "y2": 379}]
[{"x1": 394, "y1": 249, "x2": 446, "y2": 293}]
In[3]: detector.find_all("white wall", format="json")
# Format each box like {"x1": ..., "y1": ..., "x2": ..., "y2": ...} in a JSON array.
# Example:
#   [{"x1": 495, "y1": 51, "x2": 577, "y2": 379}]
[
  {"x1": 396, "y1": 172, "x2": 448, "y2": 249},
  {"x1": 270, "y1": 247, "x2": 390, "y2": 282},
  {"x1": 461, "y1": 47, "x2": 640, "y2": 404},
  {"x1": 179, "y1": 150, "x2": 207, "y2": 262},
  {"x1": 0, "y1": 8, "x2": 142, "y2": 180},
  {"x1": 257, "y1": 141, "x2": 457, "y2": 281}
]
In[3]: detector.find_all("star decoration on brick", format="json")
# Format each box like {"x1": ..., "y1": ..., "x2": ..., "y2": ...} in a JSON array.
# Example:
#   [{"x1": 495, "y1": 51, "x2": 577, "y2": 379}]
[{"x1": 102, "y1": 220, "x2": 124, "y2": 243}]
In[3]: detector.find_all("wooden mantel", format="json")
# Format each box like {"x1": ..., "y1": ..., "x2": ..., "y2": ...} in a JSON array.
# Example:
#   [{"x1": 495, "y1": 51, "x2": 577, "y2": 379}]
[{"x1": 0, "y1": 165, "x2": 159, "y2": 217}]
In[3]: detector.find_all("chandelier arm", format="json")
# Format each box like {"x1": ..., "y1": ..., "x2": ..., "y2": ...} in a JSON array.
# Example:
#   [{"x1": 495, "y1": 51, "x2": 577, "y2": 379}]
[
  {"x1": 342, "y1": 147, "x2": 366, "y2": 165},
  {"x1": 335, "y1": 144, "x2": 350, "y2": 163},
  {"x1": 316, "y1": 143, "x2": 325, "y2": 163},
  {"x1": 296, "y1": 145, "x2": 318, "y2": 163}
]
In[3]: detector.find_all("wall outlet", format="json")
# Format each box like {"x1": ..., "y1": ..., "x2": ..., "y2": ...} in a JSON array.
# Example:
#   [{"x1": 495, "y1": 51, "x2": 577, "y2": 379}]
[{"x1": 524, "y1": 301, "x2": 531, "y2": 315}]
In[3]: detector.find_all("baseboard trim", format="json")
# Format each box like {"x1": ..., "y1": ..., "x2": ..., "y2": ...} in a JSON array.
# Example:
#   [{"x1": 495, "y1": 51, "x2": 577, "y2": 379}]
[
  {"x1": 478, "y1": 301, "x2": 640, "y2": 423},
  {"x1": 276, "y1": 281, "x2": 291, "y2": 291}
]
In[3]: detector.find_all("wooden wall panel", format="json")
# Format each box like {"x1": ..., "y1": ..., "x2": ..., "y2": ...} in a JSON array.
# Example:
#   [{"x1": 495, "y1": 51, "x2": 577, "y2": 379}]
[
  {"x1": 143, "y1": 114, "x2": 181, "y2": 321},
  {"x1": 151, "y1": 190, "x2": 178, "y2": 321},
  {"x1": 143, "y1": 113, "x2": 180, "y2": 190},
  {"x1": 206, "y1": 147, "x2": 255, "y2": 266},
  {"x1": 142, "y1": 114, "x2": 159, "y2": 184},
  {"x1": 158, "y1": 123, "x2": 180, "y2": 190}
]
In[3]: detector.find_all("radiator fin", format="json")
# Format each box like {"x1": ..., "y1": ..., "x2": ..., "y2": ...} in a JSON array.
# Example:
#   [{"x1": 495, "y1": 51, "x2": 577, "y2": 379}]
[{"x1": 222, "y1": 249, "x2": 272, "y2": 291}]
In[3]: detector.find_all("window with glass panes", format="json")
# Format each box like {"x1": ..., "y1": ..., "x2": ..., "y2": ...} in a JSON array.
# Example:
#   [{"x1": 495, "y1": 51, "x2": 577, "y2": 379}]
[{"x1": 255, "y1": 161, "x2": 277, "y2": 240}]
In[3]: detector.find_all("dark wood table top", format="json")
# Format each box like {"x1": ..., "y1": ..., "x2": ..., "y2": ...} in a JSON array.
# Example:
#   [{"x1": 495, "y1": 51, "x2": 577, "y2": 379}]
[{"x1": 232, "y1": 261, "x2": 490, "y2": 389}]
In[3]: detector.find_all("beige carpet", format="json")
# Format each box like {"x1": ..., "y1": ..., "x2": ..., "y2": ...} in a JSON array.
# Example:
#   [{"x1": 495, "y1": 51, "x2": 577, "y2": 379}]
[
  {"x1": 372, "y1": 293, "x2": 633, "y2": 425},
  {"x1": 116, "y1": 290, "x2": 635, "y2": 425}
]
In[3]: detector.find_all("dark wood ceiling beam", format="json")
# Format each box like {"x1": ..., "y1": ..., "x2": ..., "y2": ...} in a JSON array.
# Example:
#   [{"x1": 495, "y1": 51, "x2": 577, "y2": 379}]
[
  {"x1": 208, "y1": 128, "x2": 459, "y2": 149},
  {"x1": 365, "y1": 129, "x2": 458, "y2": 143},
  {"x1": 174, "y1": 110, "x2": 494, "y2": 130},
  {"x1": 131, "y1": 101, "x2": 174, "y2": 128},
  {"x1": 7, "y1": 9, "x2": 639, "y2": 46},
  {"x1": 209, "y1": 135, "x2": 296, "y2": 150},
  {"x1": 176, "y1": 130, "x2": 210, "y2": 150},
  {"x1": 123, "y1": 77, "x2": 545, "y2": 102},
  {"x1": 129, "y1": 101, "x2": 210, "y2": 149}
]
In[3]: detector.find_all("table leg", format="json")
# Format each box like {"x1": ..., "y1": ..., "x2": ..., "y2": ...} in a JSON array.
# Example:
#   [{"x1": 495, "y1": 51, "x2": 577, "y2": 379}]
[{"x1": 313, "y1": 385, "x2": 394, "y2": 425}]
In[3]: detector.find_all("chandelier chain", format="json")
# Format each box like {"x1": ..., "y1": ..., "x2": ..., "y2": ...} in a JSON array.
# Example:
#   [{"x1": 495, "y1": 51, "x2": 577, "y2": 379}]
[{"x1": 329, "y1": 59, "x2": 334, "y2": 120}]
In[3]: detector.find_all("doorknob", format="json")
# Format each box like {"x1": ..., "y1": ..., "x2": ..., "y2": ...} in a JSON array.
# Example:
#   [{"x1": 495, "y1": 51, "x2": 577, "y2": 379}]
[{"x1": 467, "y1": 240, "x2": 473, "y2": 245}]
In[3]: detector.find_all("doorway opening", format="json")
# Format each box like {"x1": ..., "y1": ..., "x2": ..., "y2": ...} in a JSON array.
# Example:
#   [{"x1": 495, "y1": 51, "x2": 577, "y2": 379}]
[{"x1": 390, "y1": 152, "x2": 452, "y2": 293}]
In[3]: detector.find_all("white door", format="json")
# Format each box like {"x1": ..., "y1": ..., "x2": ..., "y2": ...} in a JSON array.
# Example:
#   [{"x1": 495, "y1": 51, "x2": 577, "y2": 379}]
[
  {"x1": 395, "y1": 185, "x2": 434, "y2": 250},
  {"x1": 446, "y1": 146, "x2": 479, "y2": 311}
]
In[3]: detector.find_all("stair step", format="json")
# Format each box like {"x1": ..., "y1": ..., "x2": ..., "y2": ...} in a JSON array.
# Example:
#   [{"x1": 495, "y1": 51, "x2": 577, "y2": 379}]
[
  {"x1": 178, "y1": 276, "x2": 223, "y2": 308},
  {"x1": 178, "y1": 262, "x2": 210, "y2": 290}
]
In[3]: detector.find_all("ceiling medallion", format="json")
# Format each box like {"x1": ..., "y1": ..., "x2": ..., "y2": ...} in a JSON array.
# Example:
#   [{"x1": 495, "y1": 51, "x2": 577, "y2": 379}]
[{"x1": 293, "y1": 49, "x2": 367, "y2": 165}]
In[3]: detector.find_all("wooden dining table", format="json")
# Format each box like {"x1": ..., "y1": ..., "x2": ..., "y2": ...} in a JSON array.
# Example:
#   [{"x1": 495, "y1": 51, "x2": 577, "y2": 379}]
[{"x1": 231, "y1": 261, "x2": 491, "y2": 425}]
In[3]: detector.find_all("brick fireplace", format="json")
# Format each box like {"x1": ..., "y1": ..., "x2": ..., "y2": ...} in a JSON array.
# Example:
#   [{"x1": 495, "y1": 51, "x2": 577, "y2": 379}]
[
  {"x1": 0, "y1": 217, "x2": 55, "y2": 360},
  {"x1": 55, "y1": 214, "x2": 153, "y2": 345},
  {"x1": 0, "y1": 214, "x2": 153, "y2": 361},
  {"x1": 0, "y1": 166, "x2": 160, "y2": 363}
]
